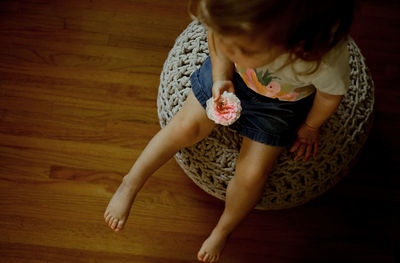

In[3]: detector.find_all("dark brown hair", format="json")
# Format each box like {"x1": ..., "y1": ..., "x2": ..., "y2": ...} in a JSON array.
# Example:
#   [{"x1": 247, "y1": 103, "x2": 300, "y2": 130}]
[{"x1": 191, "y1": 0, "x2": 355, "y2": 66}]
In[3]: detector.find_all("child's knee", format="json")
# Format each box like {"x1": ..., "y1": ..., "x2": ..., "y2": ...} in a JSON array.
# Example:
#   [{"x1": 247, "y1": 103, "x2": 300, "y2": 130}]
[
  {"x1": 236, "y1": 166, "x2": 270, "y2": 188},
  {"x1": 169, "y1": 115, "x2": 202, "y2": 146}
]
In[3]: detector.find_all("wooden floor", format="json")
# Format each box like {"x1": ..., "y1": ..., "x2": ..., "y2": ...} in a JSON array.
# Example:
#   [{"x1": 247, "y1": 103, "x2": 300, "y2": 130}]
[{"x1": 0, "y1": 0, "x2": 399, "y2": 262}]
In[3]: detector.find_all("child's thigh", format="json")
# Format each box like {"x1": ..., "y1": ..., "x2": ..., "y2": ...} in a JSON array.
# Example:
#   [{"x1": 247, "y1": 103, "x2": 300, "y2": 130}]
[
  {"x1": 169, "y1": 90, "x2": 215, "y2": 138},
  {"x1": 235, "y1": 137, "x2": 282, "y2": 182}
]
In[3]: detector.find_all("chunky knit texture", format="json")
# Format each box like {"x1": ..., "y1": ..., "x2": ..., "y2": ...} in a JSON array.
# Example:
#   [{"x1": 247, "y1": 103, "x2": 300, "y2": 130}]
[{"x1": 157, "y1": 20, "x2": 374, "y2": 210}]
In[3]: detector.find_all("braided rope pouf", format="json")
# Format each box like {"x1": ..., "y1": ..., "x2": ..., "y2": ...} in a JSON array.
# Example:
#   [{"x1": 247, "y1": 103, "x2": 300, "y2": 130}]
[{"x1": 157, "y1": 21, "x2": 374, "y2": 210}]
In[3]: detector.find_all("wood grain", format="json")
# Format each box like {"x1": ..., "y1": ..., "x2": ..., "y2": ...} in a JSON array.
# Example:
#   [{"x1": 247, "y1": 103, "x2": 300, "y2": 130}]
[{"x1": 0, "y1": 0, "x2": 398, "y2": 262}]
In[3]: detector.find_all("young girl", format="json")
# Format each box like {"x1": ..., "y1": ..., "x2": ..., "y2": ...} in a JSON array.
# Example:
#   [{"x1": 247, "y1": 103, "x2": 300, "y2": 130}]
[{"x1": 104, "y1": 0, "x2": 355, "y2": 262}]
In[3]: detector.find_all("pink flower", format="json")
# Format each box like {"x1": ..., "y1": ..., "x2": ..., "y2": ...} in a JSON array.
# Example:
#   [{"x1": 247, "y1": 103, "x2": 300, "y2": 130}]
[{"x1": 206, "y1": 91, "x2": 242, "y2": 126}]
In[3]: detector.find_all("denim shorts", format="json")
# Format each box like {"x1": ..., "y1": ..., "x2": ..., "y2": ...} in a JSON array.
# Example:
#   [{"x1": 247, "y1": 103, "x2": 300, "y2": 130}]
[{"x1": 190, "y1": 56, "x2": 315, "y2": 147}]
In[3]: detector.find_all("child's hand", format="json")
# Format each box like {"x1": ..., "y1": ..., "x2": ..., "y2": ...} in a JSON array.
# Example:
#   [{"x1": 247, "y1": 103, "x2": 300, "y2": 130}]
[
  {"x1": 212, "y1": 80, "x2": 235, "y2": 102},
  {"x1": 290, "y1": 123, "x2": 319, "y2": 162}
]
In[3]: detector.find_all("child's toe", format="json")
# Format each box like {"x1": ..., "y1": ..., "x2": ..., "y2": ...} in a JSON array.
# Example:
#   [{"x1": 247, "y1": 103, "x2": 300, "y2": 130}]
[
  {"x1": 111, "y1": 218, "x2": 119, "y2": 229},
  {"x1": 107, "y1": 217, "x2": 114, "y2": 227},
  {"x1": 197, "y1": 251, "x2": 205, "y2": 261},
  {"x1": 106, "y1": 216, "x2": 112, "y2": 226},
  {"x1": 115, "y1": 220, "x2": 124, "y2": 232},
  {"x1": 105, "y1": 214, "x2": 112, "y2": 224}
]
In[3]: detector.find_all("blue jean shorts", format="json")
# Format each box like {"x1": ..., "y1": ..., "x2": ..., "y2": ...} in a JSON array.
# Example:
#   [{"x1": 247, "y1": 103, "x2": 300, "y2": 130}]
[{"x1": 190, "y1": 56, "x2": 315, "y2": 147}]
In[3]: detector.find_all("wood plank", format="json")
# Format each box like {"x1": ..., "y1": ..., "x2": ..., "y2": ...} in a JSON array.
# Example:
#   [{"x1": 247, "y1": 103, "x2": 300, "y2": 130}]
[
  {"x1": 15, "y1": 0, "x2": 189, "y2": 14},
  {"x1": 0, "y1": 71, "x2": 158, "y2": 104},
  {"x1": 0, "y1": 61, "x2": 159, "y2": 87},
  {"x1": 0, "y1": 29, "x2": 109, "y2": 46},
  {"x1": 14, "y1": 0, "x2": 116, "y2": 21},
  {"x1": 0, "y1": 242, "x2": 193, "y2": 263},
  {"x1": 0, "y1": 13, "x2": 64, "y2": 32},
  {"x1": 65, "y1": 17, "x2": 185, "y2": 49},
  {"x1": 0, "y1": 33, "x2": 167, "y2": 68},
  {"x1": 0, "y1": 214, "x2": 201, "y2": 261},
  {"x1": 0, "y1": 133, "x2": 140, "y2": 173}
]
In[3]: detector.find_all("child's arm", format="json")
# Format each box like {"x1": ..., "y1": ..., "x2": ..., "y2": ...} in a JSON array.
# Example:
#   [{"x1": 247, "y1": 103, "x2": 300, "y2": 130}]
[
  {"x1": 290, "y1": 90, "x2": 343, "y2": 161},
  {"x1": 304, "y1": 90, "x2": 343, "y2": 129},
  {"x1": 208, "y1": 30, "x2": 235, "y2": 101}
]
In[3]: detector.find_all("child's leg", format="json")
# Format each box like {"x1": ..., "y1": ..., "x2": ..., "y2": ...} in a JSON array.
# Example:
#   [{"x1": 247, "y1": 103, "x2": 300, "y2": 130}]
[
  {"x1": 198, "y1": 138, "x2": 282, "y2": 263},
  {"x1": 104, "y1": 90, "x2": 215, "y2": 231}
]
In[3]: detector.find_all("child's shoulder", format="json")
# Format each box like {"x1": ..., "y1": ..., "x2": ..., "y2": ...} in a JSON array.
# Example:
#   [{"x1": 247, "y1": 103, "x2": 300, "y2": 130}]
[
  {"x1": 321, "y1": 38, "x2": 350, "y2": 69},
  {"x1": 311, "y1": 39, "x2": 351, "y2": 95}
]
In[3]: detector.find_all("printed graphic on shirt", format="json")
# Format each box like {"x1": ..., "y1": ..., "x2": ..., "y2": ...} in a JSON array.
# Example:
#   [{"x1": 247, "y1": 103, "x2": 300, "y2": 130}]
[{"x1": 235, "y1": 64, "x2": 307, "y2": 101}]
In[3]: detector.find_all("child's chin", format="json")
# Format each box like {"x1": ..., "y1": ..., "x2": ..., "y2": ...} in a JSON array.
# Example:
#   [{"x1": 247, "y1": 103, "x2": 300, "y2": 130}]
[{"x1": 234, "y1": 60, "x2": 265, "y2": 69}]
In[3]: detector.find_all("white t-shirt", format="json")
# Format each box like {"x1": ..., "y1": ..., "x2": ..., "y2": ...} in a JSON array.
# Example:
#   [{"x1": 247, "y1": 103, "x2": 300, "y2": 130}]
[{"x1": 235, "y1": 39, "x2": 350, "y2": 101}]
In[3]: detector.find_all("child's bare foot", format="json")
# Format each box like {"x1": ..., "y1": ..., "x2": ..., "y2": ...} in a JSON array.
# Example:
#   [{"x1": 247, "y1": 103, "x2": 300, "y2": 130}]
[
  {"x1": 197, "y1": 228, "x2": 229, "y2": 263},
  {"x1": 104, "y1": 176, "x2": 138, "y2": 232}
]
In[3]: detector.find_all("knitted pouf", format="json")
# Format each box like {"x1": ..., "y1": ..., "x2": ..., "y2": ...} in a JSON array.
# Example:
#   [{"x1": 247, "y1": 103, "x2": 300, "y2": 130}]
[{"x1": 157, "y1": 20, "x2": 374, "y2": 210}]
